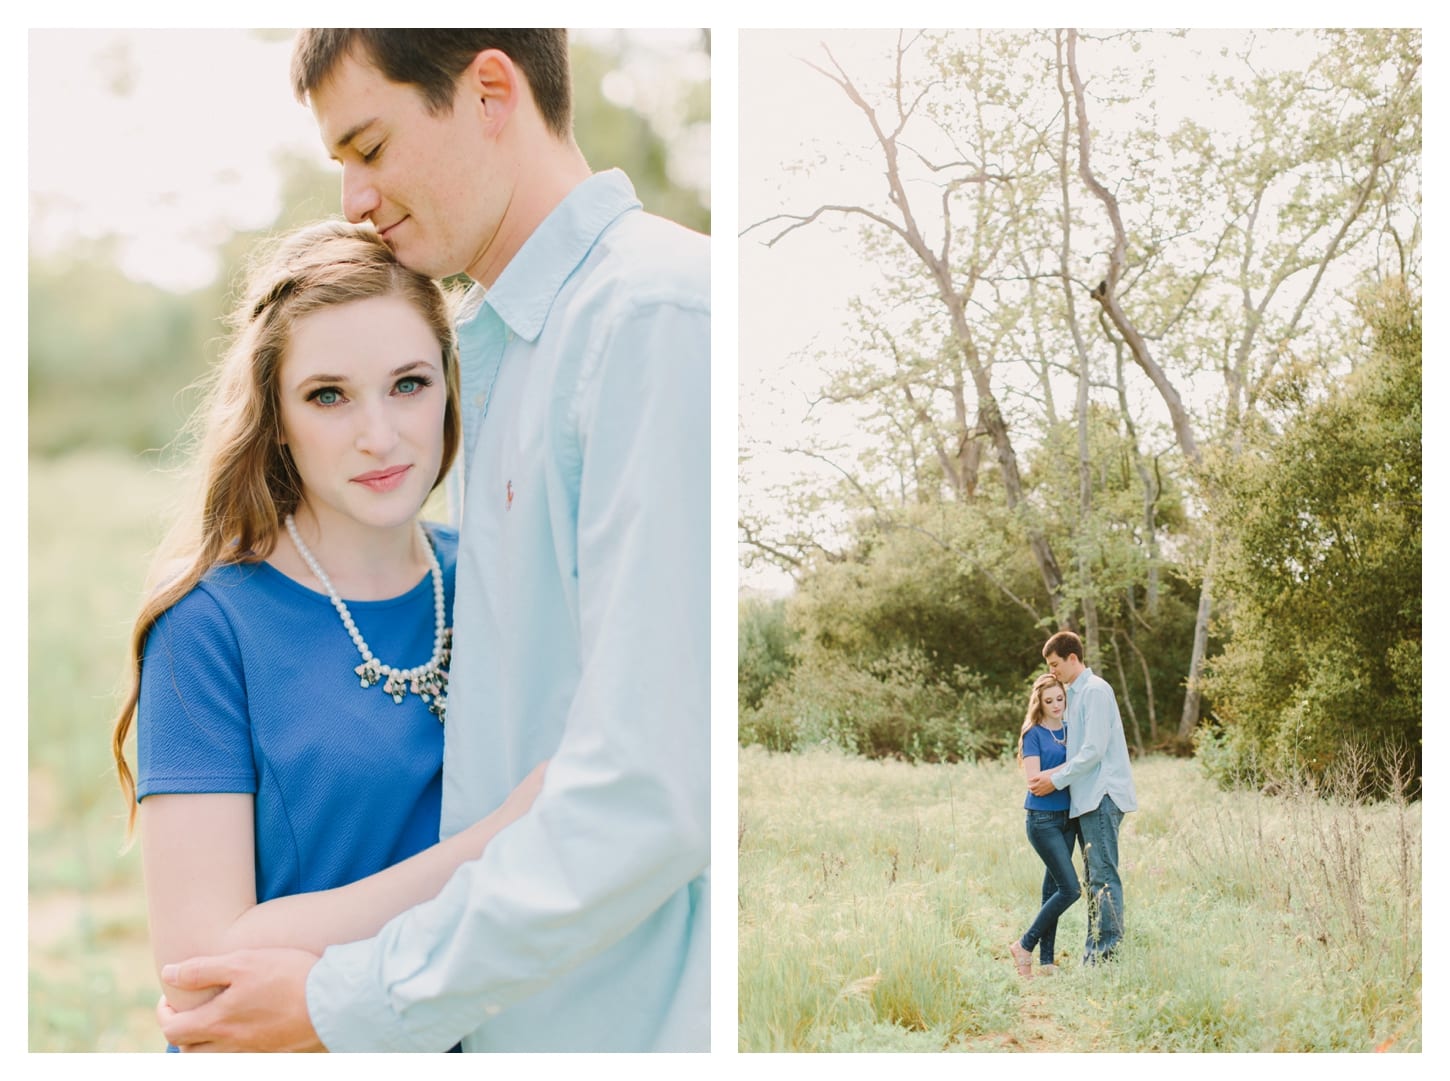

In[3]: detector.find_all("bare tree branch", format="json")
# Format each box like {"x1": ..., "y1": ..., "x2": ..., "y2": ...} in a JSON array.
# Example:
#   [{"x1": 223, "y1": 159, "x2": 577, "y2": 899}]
[{"x1": 1068, "y1": 28, "x2": 1201, "y2": 467}]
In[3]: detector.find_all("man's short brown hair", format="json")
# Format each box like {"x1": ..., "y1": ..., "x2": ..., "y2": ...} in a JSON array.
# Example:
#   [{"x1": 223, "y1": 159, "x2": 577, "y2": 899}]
[
  {"x1": 1042, "y1": 630, "x2": 1084, "y2": 663},
  {"x1": 291, "y1": 29, "x2": 573, "y2": 138}
]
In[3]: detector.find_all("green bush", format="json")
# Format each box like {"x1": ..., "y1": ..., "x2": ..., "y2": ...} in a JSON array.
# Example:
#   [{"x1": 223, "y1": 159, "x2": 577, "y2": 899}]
[
  {"x1": 738, "y1": 596, "x2": 798, "y2": 713},
  {"x1": 741, "y1": 647, "x2": 1018, "y2": 762}
]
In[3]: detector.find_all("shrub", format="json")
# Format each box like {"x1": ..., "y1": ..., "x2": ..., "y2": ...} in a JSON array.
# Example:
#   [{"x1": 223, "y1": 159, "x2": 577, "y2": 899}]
[
  {"x1": 739, "y1": 596, "x2": 799, "y2": 713},
  {"x1": 741, "y1": 647, "x2": 1019, "y2": 763}
]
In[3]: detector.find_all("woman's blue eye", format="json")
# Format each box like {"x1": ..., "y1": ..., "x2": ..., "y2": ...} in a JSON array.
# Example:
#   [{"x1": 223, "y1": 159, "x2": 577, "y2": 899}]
[
  {"x1": 309, "y1": 387, "x2": 343, "y2": 406},
  {"x1": 396, "y1": 376, "x2": 429, "y2": 395}
]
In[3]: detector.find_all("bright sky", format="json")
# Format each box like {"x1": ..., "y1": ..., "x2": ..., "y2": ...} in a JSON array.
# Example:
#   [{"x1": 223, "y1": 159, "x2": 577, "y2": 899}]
[
  {"x1": 738, "y1": 32, "x2": 908, "y2": 595},
  {"x1": 29, "y1": 30, "x2": 322, "y2": 293}
]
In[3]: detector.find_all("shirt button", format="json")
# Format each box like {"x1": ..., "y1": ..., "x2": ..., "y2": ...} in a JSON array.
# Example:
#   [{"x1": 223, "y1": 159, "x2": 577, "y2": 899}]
[{"x1": 474, "y1": 393, "x2": 487, "y2": 408}]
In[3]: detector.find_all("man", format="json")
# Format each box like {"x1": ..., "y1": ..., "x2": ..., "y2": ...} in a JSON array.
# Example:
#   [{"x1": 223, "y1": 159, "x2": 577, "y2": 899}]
[
  {"x1": 1027, "y1": 630, "x2": 1136, "y2": 963},
  {"x1": 157, "y1": 29, "x2": 709, "y2": 1052}
]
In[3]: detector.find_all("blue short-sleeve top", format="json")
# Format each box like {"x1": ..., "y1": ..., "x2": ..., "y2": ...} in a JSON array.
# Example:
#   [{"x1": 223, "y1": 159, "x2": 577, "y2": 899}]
[
  {"x1": 136, "y1": 525, "x2": 457, "y2": 903},
  {"x1": 1022, "y1": 722, "x2": 1071, "y2": 811}
]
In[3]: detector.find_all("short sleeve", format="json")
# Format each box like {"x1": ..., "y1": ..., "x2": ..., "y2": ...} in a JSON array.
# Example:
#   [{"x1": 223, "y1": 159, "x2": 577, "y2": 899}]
[{"x1": 136, "y1": 586, "x2": 257, "y2": 799}]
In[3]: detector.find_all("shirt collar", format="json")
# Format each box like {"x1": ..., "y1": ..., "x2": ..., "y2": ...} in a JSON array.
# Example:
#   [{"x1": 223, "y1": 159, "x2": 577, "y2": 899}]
[{"x1": 460, "y1": 169, "x2": 641, "y2": 342}]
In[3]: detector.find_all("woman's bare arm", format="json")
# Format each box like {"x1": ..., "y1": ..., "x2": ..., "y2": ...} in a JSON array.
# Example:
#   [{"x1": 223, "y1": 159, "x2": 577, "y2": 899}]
[
  {"x1": 1021, "y1": 753, "x2": 1043, "y2": 785},
  {"x1": 141, "y1": 762, "x2": 546, "y2": 1011}
]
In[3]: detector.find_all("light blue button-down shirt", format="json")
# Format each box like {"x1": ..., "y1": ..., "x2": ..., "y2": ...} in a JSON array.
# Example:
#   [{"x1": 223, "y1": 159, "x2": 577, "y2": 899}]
[
  {"x1": 1052, "y1": 667, "x2": 1138, "y2": 819},
  {"x1": 305, "y1": 170, "x2": 710, "y2": 1052}
]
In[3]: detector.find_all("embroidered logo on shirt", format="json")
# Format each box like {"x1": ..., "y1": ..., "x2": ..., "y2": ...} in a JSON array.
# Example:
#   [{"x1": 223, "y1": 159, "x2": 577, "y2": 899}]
[{"x1": 506, "y1": 480, "x2": 514, "y2": 510}]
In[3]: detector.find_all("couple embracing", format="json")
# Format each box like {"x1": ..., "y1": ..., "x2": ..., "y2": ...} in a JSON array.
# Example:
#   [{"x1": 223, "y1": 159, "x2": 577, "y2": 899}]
[
  {"x1": 109, "y1": 29, "x2": 708, "y2": 1052},
  {"x1": 1010, "y1": 630, "x2": 1138, "y2": 977}
]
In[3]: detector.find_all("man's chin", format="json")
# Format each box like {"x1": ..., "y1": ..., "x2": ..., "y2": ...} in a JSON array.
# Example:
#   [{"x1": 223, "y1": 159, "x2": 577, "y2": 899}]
[{"x1": 391, "y1": 247, "x2": 460, "y2": 282}]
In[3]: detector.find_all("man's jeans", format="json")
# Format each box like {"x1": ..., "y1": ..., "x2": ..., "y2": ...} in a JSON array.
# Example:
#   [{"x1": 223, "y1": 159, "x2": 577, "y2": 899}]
[
  {"x1": 1020, "y1": 809, "x2": 1082, "y2": 966},
  {"x1": 1078, "y1": 794, "x2": 1125, "y2": 961}
]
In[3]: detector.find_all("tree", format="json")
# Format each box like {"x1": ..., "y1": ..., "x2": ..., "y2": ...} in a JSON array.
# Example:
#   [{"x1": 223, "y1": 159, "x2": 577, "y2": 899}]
[
  {"x1": 1063, "y1": 27, "x2": 1421, "y2": 736},
  {"x1": 740, "y1": 29, "x2": 1420, "y2": 760},
  {"x1": 1200, "y1": 279, "x2": 1420, "y2": 787},
  {"x1": 743, "y1": 31, "x2": 1070, "y2": 622}
]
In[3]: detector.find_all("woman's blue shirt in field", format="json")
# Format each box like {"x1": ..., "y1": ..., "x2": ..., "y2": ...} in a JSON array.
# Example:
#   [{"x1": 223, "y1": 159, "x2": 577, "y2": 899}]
[
  {"x1": 1023, "y1": 723, "x2": 1071, "y2": 811},
  {"x1": 135, "y1": 525, "x2": 457, "y2": 903}
]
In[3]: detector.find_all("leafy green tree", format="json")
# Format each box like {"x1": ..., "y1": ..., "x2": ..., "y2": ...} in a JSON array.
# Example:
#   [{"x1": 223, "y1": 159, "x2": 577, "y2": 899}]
[
  {"x1": 738, "y1": 596, "x2": 798, "y2": 713},
  {"x1": 741, "y1": 643, "x2": 1019, "y2": 762},
  {"x1": 1199, "y1": 279, "x2": 1420, "y2": 788}
]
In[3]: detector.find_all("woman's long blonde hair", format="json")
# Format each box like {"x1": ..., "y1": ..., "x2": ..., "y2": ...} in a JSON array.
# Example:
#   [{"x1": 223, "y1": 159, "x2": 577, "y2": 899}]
[
  {"x1": 1017, "y1": 672, "x2": 1066, "y2": 760},
  {"x1": 110, "y1": 221, "x2": 461, "y2": 836}
]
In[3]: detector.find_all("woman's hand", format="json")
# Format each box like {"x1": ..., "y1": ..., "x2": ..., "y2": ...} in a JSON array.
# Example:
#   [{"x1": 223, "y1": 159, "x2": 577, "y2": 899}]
[{"x1": 159, "y1": 980, "x2": 223, "y2": 1015}]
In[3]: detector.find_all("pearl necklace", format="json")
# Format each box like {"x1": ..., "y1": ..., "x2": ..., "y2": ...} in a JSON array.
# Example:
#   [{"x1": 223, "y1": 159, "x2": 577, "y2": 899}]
[
  {"x1": 284, "y1": 514, "x2": 450, "y2": 722},
  {"x1": 1048, "y1": 722, "x2": 1067, "y2": 746}
]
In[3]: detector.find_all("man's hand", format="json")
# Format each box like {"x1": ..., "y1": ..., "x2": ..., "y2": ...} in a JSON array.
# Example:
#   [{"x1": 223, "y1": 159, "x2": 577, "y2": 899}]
[
  {"x1": 158, "y1": 947, "x2": 325, "y2": 1052},
  {"x1": 1027, "y1": 772, "x2": 1059, "y2": 797}
]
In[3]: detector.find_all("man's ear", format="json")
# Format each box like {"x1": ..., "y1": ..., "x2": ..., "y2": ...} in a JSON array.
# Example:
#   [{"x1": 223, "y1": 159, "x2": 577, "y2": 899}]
[{"x1": 464, "y1": 49, "x2": 520, "y2": 133}]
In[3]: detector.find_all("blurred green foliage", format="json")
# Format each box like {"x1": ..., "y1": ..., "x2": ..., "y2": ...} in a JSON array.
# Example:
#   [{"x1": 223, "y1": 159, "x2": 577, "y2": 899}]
[{"x1": 572, "y1": 32, "x2": 711, "y2": 235}]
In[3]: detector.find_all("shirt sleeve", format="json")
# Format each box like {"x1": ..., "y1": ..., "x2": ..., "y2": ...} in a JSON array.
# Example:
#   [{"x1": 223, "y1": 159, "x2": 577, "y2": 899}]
[
  {"x1": 1052, "y1": 681, "x2": 1114, "y2": 790},
  {"x1": 136, "y1": 586, "x2": 256, "y2": 798},
  {"x1": 1022, "y1": 726, "x2": 1043, "y2": 761},
  {"x1": 305, "y1": 292, "x2": 710, "y2": 1052}
]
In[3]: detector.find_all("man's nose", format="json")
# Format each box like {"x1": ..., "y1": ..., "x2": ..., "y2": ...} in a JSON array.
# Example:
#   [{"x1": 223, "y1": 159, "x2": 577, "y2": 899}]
[{"x1": 341, "y1": 164, "x2": 381, "y2": 225}]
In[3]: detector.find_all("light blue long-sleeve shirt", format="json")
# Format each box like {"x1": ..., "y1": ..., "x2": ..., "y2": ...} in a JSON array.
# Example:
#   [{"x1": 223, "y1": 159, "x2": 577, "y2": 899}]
[
  {"x1": 305, "y1": 170, "x2": 710, "y2": 1052},
  {"x1": 1052, "y1": 667, "x2": 1138, "y2": 818}
]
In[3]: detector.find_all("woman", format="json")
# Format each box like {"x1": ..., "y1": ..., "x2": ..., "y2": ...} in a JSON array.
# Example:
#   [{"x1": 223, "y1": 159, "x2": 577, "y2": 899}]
[
  {"x1": 109, "y1": 221, "x2": 542, "y2": 1037},
  {"x1": 1008, "y1": 673, "x2": 1081, "y2": 978}
]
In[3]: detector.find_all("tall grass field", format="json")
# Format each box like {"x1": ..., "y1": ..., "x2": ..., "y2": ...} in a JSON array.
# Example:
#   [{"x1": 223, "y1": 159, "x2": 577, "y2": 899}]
[
  {"x1": 30, "y1": 451, "x2": 176, "y2": 1050},
  {"x1": 738, "y1": 744, "x2": 1421, "y2": 1052}
]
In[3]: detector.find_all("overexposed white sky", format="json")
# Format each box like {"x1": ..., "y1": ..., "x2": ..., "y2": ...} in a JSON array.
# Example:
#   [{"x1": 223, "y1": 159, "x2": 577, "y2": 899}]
[
  {"x1": 738, "y1": 31, "x2": 906, "y2": 595},
  {"x1": 29, "y1": 30, "x2": 322, "y2": 292}
]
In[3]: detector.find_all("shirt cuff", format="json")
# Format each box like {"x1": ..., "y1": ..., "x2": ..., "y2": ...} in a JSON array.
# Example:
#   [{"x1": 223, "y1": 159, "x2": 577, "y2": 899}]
[
  {"x1": 1051, "y1": 769, "x2": 1068, "y2": 790},
  {"x1": 306, "y1": 938, "x2": 442, "y2": 1053}
]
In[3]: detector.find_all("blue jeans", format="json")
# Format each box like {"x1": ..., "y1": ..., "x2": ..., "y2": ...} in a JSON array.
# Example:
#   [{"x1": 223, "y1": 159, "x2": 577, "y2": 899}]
[
  {"x1": 1078, "y1": 794, "x2": 1125, "y2": 961},
  {"x1": 1019, "y1": 809, "x2": 1081, "y2": 966}
]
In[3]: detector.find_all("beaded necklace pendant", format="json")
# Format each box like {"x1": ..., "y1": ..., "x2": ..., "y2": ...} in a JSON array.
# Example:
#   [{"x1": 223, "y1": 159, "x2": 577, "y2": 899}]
[{"x1": 287, "y1": 515, "x2": 451, "y2": 723}]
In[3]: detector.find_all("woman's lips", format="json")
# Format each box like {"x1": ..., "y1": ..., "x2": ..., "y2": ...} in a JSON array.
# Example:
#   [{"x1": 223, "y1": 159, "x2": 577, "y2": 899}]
[{"x1": 351, "y1": 465, "x2": 412, "y2": 493}]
